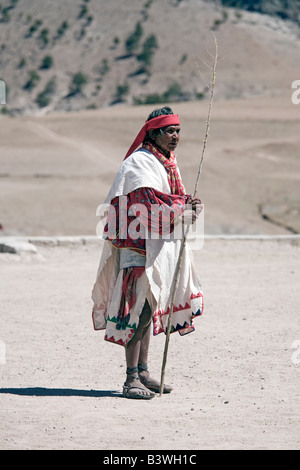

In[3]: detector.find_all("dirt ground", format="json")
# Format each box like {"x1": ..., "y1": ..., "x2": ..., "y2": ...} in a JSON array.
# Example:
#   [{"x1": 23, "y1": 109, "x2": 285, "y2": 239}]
[
  {"x1": 1, "y1": 96, "x2": 300, "y2": 237},
  {"x1": 0, "y1": 237, "x2": 299, "y2": 450},
  {"x1": 0, "y1": 95, "x2": 299, "y2": 450}
]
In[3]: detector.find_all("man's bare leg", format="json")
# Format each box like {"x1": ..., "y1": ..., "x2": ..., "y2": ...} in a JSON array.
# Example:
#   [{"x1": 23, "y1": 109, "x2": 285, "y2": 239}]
[
  {"x1": 138, "y1": 321, "x2": 173, "y2": 394},
  {"x1": 124, "y1": 307, "x2": 154, "y2": 398}
]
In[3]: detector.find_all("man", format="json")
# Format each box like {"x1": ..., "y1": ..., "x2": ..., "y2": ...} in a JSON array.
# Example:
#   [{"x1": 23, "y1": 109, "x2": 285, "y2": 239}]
[{"x1": 92, "y1": 106, "x2": 203, "y2": 399}]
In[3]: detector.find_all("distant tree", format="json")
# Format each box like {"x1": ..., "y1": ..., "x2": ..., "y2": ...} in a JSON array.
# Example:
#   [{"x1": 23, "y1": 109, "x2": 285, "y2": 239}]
[
  {"x1": 136, "y1": 34, "x2": 158, "y2": 71},
  {"x1": 125, "y1": 22, "x2": 143, "y2": 55},
  {"x1": 115, "y1": 82, "x2": 130, "y2": 102},
  {"x1": 23, "y1": 70, "x2": 40, "y2": 91},
  {"x1": 163, "y1": 82, "x2": 183, "y2": 101},
  {"x1": 133, "y1": 82, "x2": 185, "y2": 105},
  {"x1": 56, "y1": 20, "x2": 68, "y2": 39},
  {"x1": 180, "y1": 53, "x2": 188, "y2": 65},
  {"x1": 216, "y1": 0, "x2": 300, "y2": 22},
  {"x1": 36, "y1": 77, "x2": 56, "y2": 108},
  {"x1": 26, "y1": 19, "x2": 42, "y2": 37},
  {"x1": 98, "y1": 58, "x2": 110, "y2": 77},
  {"x1": 0, "y1": 7, "x2": 11, "y2": 23},
  {"x1": 78, "y1": 4, "x2": 88, "y2": 19},
  {"x1": 38, "y1": 28, "x2": 49, "y2": 46},
  {"x1": 86, "y1": 15, "x2": 93, "y2": 25},
  {"x1": 133, "y1": 93, "x2": 165, "y2": 105},
  {"x1": 143, "y1": 34, "x2": 158, "y2": 51},
  {"x1": 113, "y1": 36, "x2": 120, "y2": 48},
  {"x1": 44, "y1": 77, "x2": 56, "y2": 95},
  {"x1": 69, "y1": 72, "x2": 88, "y2": 95},
  {"x1": 40, "y1": 55, "x2": 54, "y2": 69},
  {"x1": 144, "y1": 0, "x2": 153, "y2": 8},
  {"x1": 18, "y1": 57, "x2": 26, "y2": 68},
  {"x1": 36, "y1": 92, "x2": 51, "y2": 108}
]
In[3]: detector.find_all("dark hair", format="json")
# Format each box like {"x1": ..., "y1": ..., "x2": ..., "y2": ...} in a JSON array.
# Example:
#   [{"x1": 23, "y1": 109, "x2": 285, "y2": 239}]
[
  {"x1": 143, "y1": 106, "x2": 174, "y2": 144},
  {"x1": 146, "y1": 106, "x2": 174, "y2": 121}
]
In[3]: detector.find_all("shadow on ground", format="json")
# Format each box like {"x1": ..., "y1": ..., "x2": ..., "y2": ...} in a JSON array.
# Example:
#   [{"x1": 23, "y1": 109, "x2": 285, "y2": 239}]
[{"x1": 0, "y1": 387, "x2": 122, "y2": 398}]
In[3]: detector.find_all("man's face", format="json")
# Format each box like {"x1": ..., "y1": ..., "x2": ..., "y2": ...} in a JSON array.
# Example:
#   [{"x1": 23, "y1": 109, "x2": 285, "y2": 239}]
[{"x1": 151, "y1": 125, "x2": 181, "y2": 156}]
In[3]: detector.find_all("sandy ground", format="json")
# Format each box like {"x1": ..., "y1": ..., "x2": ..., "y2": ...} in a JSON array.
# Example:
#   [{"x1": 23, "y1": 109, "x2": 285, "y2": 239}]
[
  {"x1": 1, "y1": 96, "x2": 300, "y2": 237},
  {"x1": 0, "y1": 95, "x2": 299, "y2": 450},
  {"x1": 0, "y1": 237, "x2": 299, "y2": 450}
]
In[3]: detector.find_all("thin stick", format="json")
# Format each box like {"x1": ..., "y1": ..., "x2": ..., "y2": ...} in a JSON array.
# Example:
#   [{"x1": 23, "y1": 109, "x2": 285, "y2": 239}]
[
  {"x1": 193, "y1": 33, "x2": 218, "y2": 197},
  {"x1": 159, "y1": 33, "x2": 218, "y2": 397}
]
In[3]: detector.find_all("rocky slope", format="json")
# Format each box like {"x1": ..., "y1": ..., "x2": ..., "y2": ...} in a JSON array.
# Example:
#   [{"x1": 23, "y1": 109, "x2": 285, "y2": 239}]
[{"x1": 0, "y1": 0, "x2": 300, "y2": 115}]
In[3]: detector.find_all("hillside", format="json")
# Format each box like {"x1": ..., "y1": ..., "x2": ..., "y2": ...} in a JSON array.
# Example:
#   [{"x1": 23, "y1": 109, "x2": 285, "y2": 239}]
[
  {"x1": 0, "y1": 0, "x2": 300, "y2": 115},
  {"x1": 217, "y1": 0, "x2": 300, "y2": 22}
]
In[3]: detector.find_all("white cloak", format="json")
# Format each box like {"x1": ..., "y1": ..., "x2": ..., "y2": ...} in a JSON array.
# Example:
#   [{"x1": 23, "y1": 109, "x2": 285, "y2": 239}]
[{"x1": 91, "y1": 148, "x2": 203, "y2": 347}]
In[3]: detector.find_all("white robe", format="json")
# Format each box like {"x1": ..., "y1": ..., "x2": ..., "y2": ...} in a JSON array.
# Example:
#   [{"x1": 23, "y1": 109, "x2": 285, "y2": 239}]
[{"x1": 91, "y1": 148, "x2": 203, "y2": 347}]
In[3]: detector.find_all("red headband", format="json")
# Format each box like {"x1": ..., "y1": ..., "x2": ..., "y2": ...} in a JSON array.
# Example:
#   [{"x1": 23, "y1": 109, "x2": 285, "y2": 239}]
[{"x1": 124, "y1": 114, "x2": 180, "y2": 159}]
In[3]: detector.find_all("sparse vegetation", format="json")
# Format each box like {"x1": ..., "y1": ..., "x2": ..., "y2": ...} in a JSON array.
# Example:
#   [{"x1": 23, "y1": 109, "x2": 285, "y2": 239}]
[
  {"x1": 234, "y1": 10, "x2": 243, "y2": 20},
  {"x1": 163, "y1": 82, "x2": 183, "y2": 101},
  {"x1": 133, "y1": 82, "x2": 185, "y2": 105},
  {"x1": 136, "y1": 33, "x2": 158, "y2": 71},
  {"x1": 86, "y1": 15, "x2": 93, "y2": 26},
  {"x1": 133, "y1": 93, "x2": 165, "y2": 105},
  {"x1": 36, "y1": 91, "x2": 51, "y2": 108},
  {"x1": 40, "y1": 55, "x2": 53, "y2": 69},
  {"x1": 141, "y1": 0, "x2": 153, "y2": 20},
  {"x1": 96, "y1": 58, "x2": 110, "y2": 78},
  {"x1": 0, "y1": 0, "x2": 298, "y2": 114},
  {"x1": 18, "y1": 57, "x2": 26, "y2": 68},
  {"x1": 195, "y1": 91, "x2": 205, "y2": 100},
  {"x1": 38, "y1": 28, "x2": 49, "y2": 47},
  {"x1": 68, "y1": 72, "x2": 88, "y2": 96},
  {"x1": 35, "y1": 77, "x2": 56, "y2": 108},
  {"x1": 112, "y1": 36, "x2": 120, "y2": 48},
  {"x1": 180, "y1": 53, "x2": 188, "y2": 65},
  {"x1": 133, "y1": 81, "x2": 205, "y2": 106},
  {"x1": 115, "y1": 82, "x2": 130, "y2": 102},
  {"x1": 78, "y1": 4, "x2": 88, "y2": 19},
  {"x1": 0, "y1": 1, "x2": 18, "y2": 23},
  {"x1": 23, "y1": 70, "x2": 40, "y2": 91},
  {"x1": 77, "y1": 27, "x2": 86, "y2": 40},
  {"x1": 44, "y1": 77, "x2": 56, "y2": 95},
  {"x1": 125, "y1": 22, "x2": 143, "y2": 56},
  {"x1": 0, "y1": 7, "x2": 10, "y2": 23},
  {"x1": 75, "y1": 3, "x2": 93, "y2": 42},
  {"x1": 216, "y1": 0, "x2": 300, "y2": 23},
  {"x1": 26, "y1": 19, "x2": 42, "y2": 37},
  {"x1": 56, "y1": 20, "x2": 68, "y2": 39},
  {"x1": 212, "y1": 9, "x2": 228, "y2": 30}
]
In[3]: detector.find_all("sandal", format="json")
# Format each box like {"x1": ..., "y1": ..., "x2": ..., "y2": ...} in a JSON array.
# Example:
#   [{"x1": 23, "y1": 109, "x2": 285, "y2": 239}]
[
  {"x1": 123, "y1": 381, "x2": 155, "y2": 400},
  {"x1": 138, "y1": 363, "x2": 173, "y2": 394},
  {"x1": 123, "y1": 366, "x2": 155, "y2": 400}
]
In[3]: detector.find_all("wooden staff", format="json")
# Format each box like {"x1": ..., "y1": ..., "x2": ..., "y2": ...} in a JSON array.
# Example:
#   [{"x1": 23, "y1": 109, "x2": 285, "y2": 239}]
[{"x1": 159, "y1": 34, "x2": 218, "y2": 397}]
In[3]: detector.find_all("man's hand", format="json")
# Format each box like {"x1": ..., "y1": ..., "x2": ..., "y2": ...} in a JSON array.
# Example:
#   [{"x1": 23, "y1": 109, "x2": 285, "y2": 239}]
[{"x1": 182, "y1": 195, "x2": 203, "y2": 225}]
